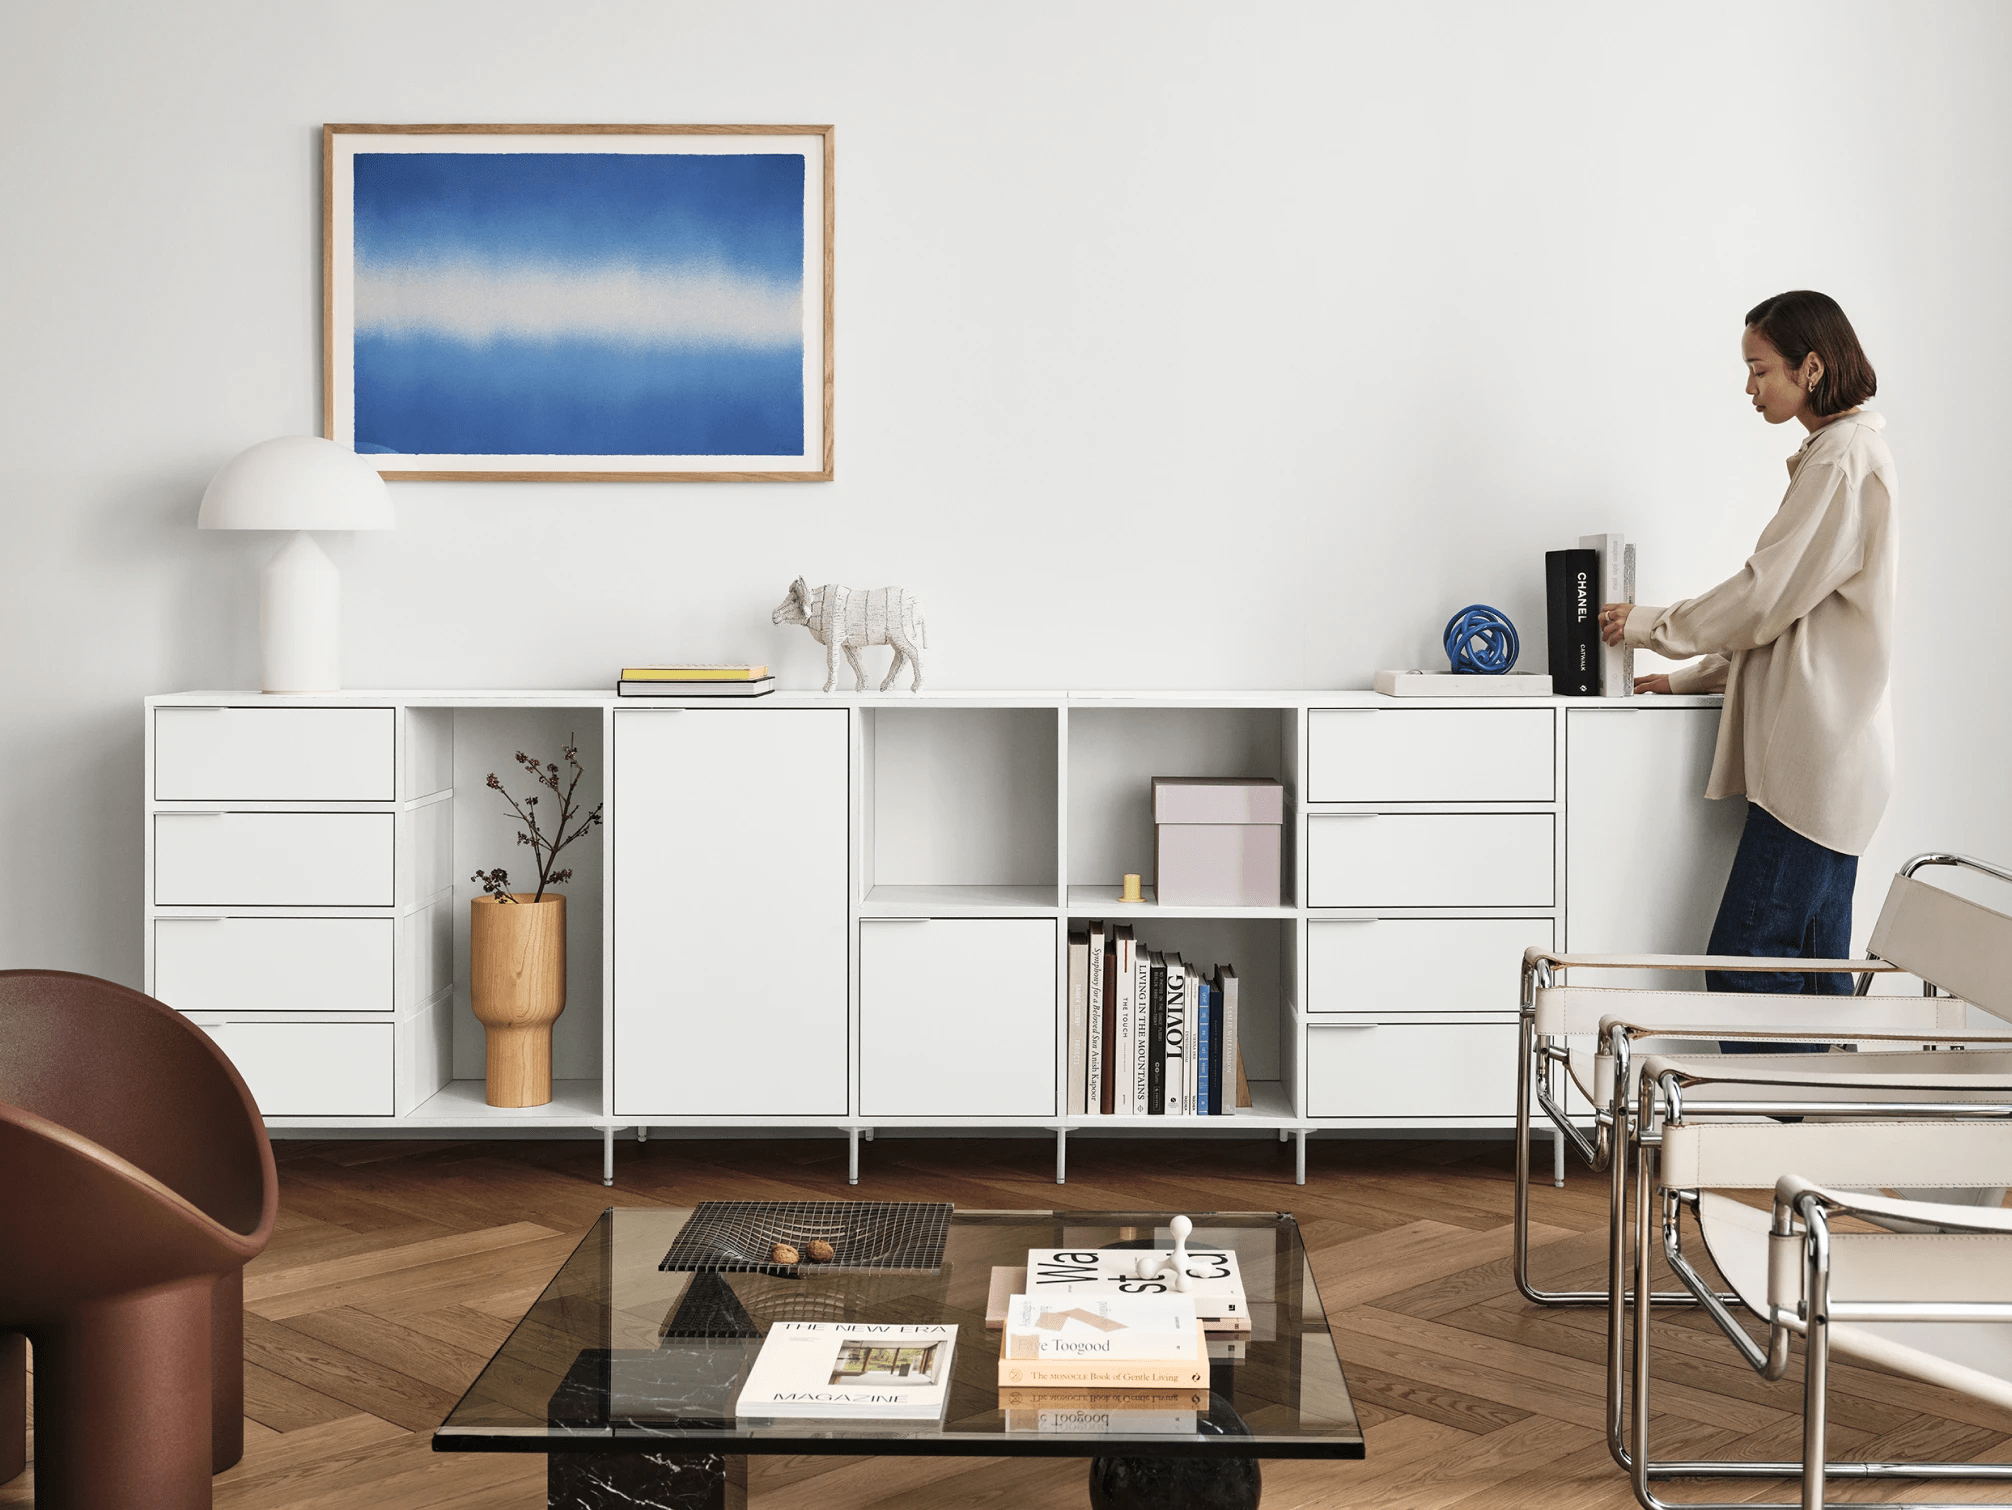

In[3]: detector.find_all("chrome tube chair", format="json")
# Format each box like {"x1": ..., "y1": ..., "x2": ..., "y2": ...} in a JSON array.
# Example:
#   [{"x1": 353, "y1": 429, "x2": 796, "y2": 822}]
[
  {"x1": 1605, "y1": 855, "x2": 2012, "y2": 1505},
  {"x1": 1515, "y1": 851, "x2": 2012, "y2": 1309},
  {"x1": 1633, "y1": 1079, "x2": 2012, "y2": 1510}
]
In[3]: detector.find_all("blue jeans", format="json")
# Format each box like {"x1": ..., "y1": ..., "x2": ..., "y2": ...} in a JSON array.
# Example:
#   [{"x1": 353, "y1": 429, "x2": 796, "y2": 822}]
[{"x1": 1707, "y1": 805, "x2": 1858, "y2": 1052}]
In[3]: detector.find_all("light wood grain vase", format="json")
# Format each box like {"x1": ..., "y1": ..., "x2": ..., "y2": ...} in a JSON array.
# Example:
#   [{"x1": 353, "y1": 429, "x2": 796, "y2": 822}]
[{"x1": 469, "y1": 894, "x2": 566, "y2": 1108}]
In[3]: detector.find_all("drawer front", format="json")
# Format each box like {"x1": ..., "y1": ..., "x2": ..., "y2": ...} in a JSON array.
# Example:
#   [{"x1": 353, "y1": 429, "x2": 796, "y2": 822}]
[
  {"x1": 155, "y1": 706, "x2": 395, "y2": 801},
  {"x1": 155, "y1": 916, "x2": 396, "y2": 1014},
  {"x1": 1308, "y1": 708, "x2": 1554, "y2": 803},
  {"x1": 1308, "y1": 813, "x2": 1553, "y2": 908},
  {"x1": 196, "y1": 1021, "x2": 394, "y2": 1116},
  {"x1": 155, "y1": 812, "x2": 395, "y2": 906},
  {"x1": 1307, "y1": 917, "x2": 1554, "y2": 1015},
  {"x1": 1307, "y1": 1021, "x2": 1517, "y2": 1118},
  {"x1": 860, "y1": 918, "x2": 1058, "y2": 1117}
]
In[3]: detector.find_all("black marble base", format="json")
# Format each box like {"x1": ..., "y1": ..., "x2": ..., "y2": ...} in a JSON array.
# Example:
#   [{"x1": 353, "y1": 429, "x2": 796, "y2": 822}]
[
  {"x1": 1088, "y1": 1389, "x2": 1262, "y2": 1510},
  {"x1": 1088, "y1": 1454, "x2": 1261, "y2": 1510},
  {"x1": 548, "y1": 1451, "x2": 746, "y2": 1510}
]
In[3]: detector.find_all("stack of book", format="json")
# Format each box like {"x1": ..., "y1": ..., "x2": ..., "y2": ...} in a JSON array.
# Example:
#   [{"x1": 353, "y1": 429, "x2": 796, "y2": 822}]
[
  {"x1": 617, "y1": 664, "x2": 775, "y2": 698},
  {"x1": 996, "y1": 1293, "x2": 1208, "y2": 1391},
  {"x1": 1065, "y1": 922, "x2": 1244, "y2": 1117}
]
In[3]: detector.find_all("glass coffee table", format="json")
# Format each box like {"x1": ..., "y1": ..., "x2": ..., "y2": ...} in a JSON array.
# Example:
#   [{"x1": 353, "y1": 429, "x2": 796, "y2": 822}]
[{"x1": 434, "y1": 1207, "x2": 1362, "y2": 1510}]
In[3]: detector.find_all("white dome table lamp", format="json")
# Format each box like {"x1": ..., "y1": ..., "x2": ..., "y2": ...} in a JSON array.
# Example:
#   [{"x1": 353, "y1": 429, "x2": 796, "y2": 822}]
[{"x1": 198, "y1": 436, "x2": 395, "y2": 693}]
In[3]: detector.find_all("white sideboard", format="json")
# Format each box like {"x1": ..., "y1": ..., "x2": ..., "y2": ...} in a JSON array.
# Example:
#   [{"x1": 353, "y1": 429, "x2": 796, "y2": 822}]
[{"x1": 142, "y1": 689, "x2": 1742, "y2": 1183}]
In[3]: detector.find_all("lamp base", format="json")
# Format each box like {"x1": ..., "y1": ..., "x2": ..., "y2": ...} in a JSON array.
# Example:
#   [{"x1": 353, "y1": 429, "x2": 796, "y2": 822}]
[{"x1": 260, "y1": 531, "x2": 341, "y2": 693}]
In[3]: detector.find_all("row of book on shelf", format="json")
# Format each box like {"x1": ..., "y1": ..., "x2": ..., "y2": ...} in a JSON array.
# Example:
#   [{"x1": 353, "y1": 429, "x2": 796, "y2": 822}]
[
  {"x1": 1067, "y1": 922, "x2": 1247, "y2": 1118},
  {"x1": 734, "y1": 1231, "x2": 1248, "y2": 1433}
]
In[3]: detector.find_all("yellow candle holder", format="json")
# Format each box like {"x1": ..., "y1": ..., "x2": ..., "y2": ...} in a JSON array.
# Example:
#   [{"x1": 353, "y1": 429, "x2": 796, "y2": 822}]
[{"x1": 1120, "y1": 873, "x2": 1143, "y2": 903}]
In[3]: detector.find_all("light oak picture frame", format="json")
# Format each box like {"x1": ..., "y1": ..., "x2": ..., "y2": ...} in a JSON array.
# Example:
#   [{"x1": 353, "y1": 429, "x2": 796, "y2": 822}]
[{"x1": 322, "y1": 124, "x2": 834, "y2": 482}]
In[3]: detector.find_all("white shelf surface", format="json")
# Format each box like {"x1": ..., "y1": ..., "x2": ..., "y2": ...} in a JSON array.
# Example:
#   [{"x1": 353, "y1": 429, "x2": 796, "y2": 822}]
[
  {"x1": 1067, "y1": 1078, "x2": 1298, "y2": 1127},
  {"x1": 262, "y1": 1078, "x2": 609, "y2": 1129},
  {"x1": 1065, "y1": 884, "x2": 1297, "y2": 919},
  {"x1": 861, "y1": 883, "x2": 1058, "y2": 915}
]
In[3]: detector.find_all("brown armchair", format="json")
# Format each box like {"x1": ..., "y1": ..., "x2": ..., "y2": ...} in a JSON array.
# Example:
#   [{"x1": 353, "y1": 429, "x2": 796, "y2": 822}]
[{"x1": 0, "y1": 970, "x2": 277, "y2": 1510}]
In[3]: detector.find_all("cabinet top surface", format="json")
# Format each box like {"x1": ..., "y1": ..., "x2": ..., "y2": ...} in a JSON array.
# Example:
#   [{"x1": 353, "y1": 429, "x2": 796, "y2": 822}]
[{"x1": 148, "y1": 689, "x2": 1724, "y2": 710}]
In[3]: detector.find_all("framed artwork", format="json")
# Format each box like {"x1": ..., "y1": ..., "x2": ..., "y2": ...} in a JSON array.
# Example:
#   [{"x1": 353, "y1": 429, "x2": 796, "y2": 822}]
[{"x1": 322, "y1": 124, "x2": 833, "y2": 481}]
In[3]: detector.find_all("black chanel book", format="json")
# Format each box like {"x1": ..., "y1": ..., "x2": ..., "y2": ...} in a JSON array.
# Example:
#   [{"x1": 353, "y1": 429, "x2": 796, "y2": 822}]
[{"x1": 1545, "y1": 548, "x2": 1601, "y2": 697}]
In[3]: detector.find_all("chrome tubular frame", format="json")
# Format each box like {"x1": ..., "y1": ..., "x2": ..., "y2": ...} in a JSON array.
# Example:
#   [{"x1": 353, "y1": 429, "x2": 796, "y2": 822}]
[{"x1": 1619, "y1": 1072, "x2": 2012, "y2": 1510}]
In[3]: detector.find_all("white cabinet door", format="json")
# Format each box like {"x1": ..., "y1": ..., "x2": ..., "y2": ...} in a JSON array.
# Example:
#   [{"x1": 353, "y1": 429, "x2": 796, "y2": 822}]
[
  {"x1": 1307, "y1": 813, "x2": 1554, "y2": 908},
  {"x1": 1306, "y1": 1021, "x2": 1518, "y2": 1118},
  {"x1": 1565, "y1": 707, "x2": 1745, "y2": 988},
  {"x1": 1308, "y1": 708, "x2": 1554, "y2": 802},
  {"x1": 860, "y1": 918, "x2": 1057, "y2": 1118},
  {"x1": 613, "y1": 708, "x2": 849, "y2": 1118}
]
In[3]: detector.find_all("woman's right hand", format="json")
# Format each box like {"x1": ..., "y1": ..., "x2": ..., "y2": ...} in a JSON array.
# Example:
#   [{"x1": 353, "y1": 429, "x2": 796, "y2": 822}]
[{"x1": 1633, "y1": 673, "x2": 1672, "y2": 694}]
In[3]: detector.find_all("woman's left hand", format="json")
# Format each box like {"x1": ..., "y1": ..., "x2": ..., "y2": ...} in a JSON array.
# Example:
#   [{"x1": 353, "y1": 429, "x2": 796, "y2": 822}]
[{"x1": 1598, "y1": 603, "x2": 1631, "y2": 647}]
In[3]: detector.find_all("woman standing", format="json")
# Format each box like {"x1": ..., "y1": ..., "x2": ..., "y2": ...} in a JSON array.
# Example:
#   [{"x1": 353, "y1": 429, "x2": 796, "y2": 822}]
[{"x1": 1598, "y1": 290, "x2": 1894, "y2": 995}]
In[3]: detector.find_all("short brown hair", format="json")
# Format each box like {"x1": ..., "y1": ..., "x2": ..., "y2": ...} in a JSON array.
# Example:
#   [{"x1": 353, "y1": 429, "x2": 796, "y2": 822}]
[{"x1": 1745, "y1": 290, "x2": 1877, "y2": 417}]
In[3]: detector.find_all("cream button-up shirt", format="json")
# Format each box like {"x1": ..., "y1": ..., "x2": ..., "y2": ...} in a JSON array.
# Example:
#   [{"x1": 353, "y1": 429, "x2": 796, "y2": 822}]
[{"x1": 1624, "y1": 411, "x2": 1896, "y2": 856}]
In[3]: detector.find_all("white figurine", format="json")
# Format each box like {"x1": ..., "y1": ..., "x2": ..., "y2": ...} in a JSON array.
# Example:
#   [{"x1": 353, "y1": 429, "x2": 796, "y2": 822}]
[
  {"x1": 1133, "y1": 1215, "x2": 1194, "y2": 1293},
  {"x1": 771, "y1": 578, "x2": 928, "y2": 693}
]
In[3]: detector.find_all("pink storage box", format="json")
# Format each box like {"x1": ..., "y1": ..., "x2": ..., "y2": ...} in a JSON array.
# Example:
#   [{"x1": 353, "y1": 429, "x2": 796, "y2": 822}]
[{"x1": 1152, "y1": 777, "x2": 1284, "y2": 906}]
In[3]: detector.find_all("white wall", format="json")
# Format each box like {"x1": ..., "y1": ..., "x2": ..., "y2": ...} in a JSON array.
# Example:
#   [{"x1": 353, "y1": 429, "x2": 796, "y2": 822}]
[{"x1": 4, "y1": 0, "x2": 2009, "y2": 986}]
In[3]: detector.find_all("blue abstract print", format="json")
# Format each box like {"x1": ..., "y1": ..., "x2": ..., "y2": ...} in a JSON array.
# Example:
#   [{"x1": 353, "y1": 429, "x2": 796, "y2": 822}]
[{"x1": 351, "y1": 153, "x2": 805, "y2": 457}]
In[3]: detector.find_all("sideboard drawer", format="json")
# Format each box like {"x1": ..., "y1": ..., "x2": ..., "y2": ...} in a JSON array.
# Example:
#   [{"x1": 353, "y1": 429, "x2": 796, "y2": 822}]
[
  {"x1": 1306, "y1": 1021, "x2": 1517, "y2": 1118},
  {"x1": 1308, "y1": 813, "x2": 1553, "y2": 908},
  {"x1": 154, "y1": 812, "x2": 395, "y2": 906},
  {"x1": 1308, "y1": 708, "x2": 1554, "y2": 803},
  {"x1": 1307, "y1": 916, "x2": 1554, "y2": 1015},
  {"x1": 154, "y1": 706, "x2": 395, "y2": 801},
  {"x1": 197, "y1": 1021, "x2": 394, "y2": 1117},
  {"x1": 155, "y1": 916, "x2": 396, "y2": 1014}
]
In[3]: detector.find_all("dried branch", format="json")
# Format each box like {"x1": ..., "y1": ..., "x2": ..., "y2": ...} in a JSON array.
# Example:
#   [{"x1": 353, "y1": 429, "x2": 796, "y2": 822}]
[{"x1": 476, "y1": 734, "x2": 604, "y2": 903}]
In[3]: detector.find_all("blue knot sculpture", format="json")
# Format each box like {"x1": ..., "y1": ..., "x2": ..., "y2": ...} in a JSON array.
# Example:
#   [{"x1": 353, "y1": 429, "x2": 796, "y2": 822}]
[{"x1": 1443, "y1": 604, "x2": 1519, "y2": 675}]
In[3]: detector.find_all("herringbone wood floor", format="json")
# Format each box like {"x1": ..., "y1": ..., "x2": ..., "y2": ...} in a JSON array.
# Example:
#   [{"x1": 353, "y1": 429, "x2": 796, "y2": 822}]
[{"x1": 6, "y1": 1134, "x2": 2010, "y2": 1508}]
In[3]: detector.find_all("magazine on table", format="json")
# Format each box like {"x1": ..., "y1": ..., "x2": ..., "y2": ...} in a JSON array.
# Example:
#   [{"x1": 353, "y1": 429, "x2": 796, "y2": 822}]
[{"x1": 735, "y1": 1322, "x2": 957, "y2": 1421}]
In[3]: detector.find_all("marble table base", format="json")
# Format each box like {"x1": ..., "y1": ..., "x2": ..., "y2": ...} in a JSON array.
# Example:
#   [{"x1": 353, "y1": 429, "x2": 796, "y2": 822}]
[
  {"x1": 1088, "y1": 1454, "x2": 1261, "y2": 1510},
  {"x1": 548, "y1": 1451, "x2": 746, "y2": 1510}
]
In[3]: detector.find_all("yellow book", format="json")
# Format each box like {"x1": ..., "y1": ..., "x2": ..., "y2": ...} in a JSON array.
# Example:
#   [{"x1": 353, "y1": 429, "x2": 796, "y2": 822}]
[{"x1": 620, "y1": 665, "x2": 769, "y2": 682}]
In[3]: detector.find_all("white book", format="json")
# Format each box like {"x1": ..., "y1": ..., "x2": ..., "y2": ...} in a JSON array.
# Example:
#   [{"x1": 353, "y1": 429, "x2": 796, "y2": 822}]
[
  {"x1": 1162, "y1": 953, "x2": 1186, "y2": 1116},
  {"x1": 1086, "y1": 922, "x2": 1106, "y2": 1115},
  {"x1": 1222, "y1": 964, "x2": 1240, "y2": 1112},
  {"x1": 1133, "y1": 949, "x2": 1151, "y2": 1115},
  {"x1": 1002, "y1": 1293, "x2": 1201, "y2": 1361},
  {"x1": 1581, "y1": 532, "x2": 1635, "y2": 699},
  {"x1": 1024, "y1": 1243, "x2": 1250, "y2": 1331},
  {"x1": 736, "y1": 1322, "x2": 957, "y2": 1420},
  {"x1": 1066, "y1": 930, "x2": 1089, "y2": 1116},
  {"x1": 1113, "y1": 928, "x2": 1135, "y2": 1115},
  {"x1": 1175, "y1": 962, "x2": 1191, "y2": 1119}
]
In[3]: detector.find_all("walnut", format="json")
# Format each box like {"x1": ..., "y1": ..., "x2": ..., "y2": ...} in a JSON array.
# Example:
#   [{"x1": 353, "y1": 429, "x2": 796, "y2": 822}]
[
  {"x1": 805, "y1": 1239, "x2": 835, "y2": 1263},
  {"x1": 769, "y1": 1242, "x2": 800, "y2": 1265}
]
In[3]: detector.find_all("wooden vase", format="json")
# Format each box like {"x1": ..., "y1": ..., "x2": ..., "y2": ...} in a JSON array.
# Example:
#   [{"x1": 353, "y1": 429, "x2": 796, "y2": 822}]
[{"x1": 469, "y1": 893, "x2": 566, "y2": 1108}]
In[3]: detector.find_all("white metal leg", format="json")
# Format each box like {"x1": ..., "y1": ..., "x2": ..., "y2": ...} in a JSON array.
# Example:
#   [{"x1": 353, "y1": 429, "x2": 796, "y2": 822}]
[
  {"x1": 1295, "y1": 1129, "x2": 1307, "y2": 1185},
  {"x1": 637, "y1": 1125, "x2": 649, "y2": 1144},
  {"x1": 1055, "y1": 1127, "x2": 1067, "y2": 1184},
  {"x1": 1553, "y1": 1125, "x2": 1565, "y2": 1188},
  {"x1": 848, "y1": 1128, "x2": 860, "y2": 1185},
  {"x1": 1278, "y1": 1128, "x2": 1288, "y2": 1143},
  {"x1": 863, "y1": 1127, "x2": 875, "y2": 1141},
  {"x1": 603, "y1": 1127, "x2": 615, "y2": 1187}
]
